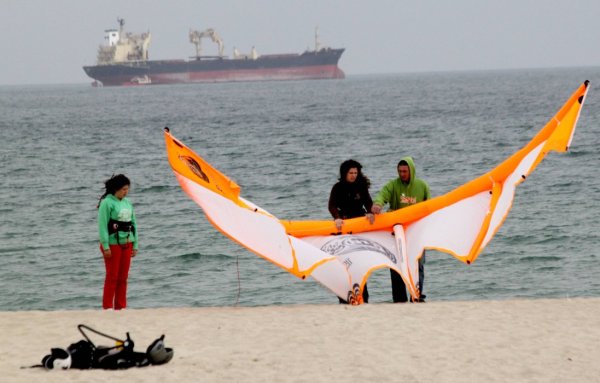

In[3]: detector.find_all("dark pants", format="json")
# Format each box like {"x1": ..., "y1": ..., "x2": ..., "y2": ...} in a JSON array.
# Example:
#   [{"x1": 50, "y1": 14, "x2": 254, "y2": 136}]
[
  {"x1": 338, "y1": 284, "x2": 369, "y2": 304},
  {"x1": 391, "y1": 254, "x2": 425, "y2": 303}
]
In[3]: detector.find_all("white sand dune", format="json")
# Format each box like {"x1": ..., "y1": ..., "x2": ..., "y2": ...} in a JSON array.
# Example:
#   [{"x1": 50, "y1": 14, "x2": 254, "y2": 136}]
[{"x1": 3, "y1": 298, "x2": 600, "y2": 382}]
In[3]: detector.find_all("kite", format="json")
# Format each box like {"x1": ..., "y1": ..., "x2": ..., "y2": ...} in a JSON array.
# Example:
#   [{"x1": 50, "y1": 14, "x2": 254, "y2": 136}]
[{"x1": 164, "y1": 81, "x2": 589, "y2": 304}]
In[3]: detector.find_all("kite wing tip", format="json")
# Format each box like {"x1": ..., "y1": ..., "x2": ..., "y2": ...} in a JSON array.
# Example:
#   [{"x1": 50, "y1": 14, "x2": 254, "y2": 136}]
[
  {"x1": 584, "y1": 80, "x2": 590, "y2": 87},
  {"x1": 164, "y1": 126, "x2": 170, "y2": 133}
]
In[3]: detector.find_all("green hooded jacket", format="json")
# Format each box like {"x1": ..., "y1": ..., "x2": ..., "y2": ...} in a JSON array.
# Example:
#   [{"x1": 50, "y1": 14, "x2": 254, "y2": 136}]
[
  {"x1": 98, "y1": 194, "x2": 138, "y2": 250},
  {"x1": 373, "y1": 156, "x2": 431, "y2": 211}
]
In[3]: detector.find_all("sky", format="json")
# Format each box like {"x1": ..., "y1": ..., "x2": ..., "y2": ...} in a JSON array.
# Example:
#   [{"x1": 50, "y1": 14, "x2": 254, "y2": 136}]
[{"x1": 1, "y1": 0, "x2": 599, "y2": 85}]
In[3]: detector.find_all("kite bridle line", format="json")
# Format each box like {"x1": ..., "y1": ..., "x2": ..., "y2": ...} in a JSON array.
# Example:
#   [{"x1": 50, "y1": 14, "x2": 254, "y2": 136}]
[{"x1": 234, "y1": 254, "x2": 241, "y2": 306}]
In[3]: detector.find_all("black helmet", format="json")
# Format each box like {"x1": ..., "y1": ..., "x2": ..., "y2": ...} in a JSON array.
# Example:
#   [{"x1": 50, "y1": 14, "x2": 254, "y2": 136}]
[
  {"x1": 146, "y1": 335, "x2": 174, "y2": 365},
  {"x1": 42, "y1": 348, "x2": 72, "y2": 370}
]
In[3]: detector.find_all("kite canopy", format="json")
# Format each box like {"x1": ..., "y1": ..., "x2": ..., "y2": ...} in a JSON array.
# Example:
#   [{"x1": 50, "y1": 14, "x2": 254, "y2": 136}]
[{"x1": 164, "y1": 81, "x2": 589, "y2": 304}]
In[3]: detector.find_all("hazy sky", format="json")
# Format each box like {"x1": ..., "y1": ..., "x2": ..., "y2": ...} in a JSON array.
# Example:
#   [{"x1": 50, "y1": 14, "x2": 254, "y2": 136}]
[{"x1": 2, "y1": 0, "x2": 599, "y2": 85}]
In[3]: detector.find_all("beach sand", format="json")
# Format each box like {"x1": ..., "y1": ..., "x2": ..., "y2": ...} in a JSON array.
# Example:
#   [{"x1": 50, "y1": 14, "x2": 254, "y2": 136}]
[{"x1": 2, "y1": 298, "x2": 599, "y2": 382}]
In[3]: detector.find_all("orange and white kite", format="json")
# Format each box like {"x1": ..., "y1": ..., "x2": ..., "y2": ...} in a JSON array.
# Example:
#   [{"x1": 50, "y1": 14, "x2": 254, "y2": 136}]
[{"x1": 164, "y1": 81, "x2": 589, "y2": 304}]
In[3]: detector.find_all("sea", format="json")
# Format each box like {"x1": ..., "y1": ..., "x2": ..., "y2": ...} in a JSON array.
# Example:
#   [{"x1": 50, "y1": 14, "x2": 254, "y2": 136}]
[{"x1": 1, "y1": 68, "x2": 599, "y2": 311}]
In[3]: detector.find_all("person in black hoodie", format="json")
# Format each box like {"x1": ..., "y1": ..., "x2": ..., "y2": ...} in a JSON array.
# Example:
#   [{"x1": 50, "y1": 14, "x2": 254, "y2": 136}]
[{"x1": 328, "y1": 159, "x2": 374, "y2": 303}]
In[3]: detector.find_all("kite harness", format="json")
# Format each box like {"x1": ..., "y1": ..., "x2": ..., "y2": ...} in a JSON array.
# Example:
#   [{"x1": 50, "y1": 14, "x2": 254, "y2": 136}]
[{"x1": 108, "y1": 219, "x2": 135, "y2": 245}]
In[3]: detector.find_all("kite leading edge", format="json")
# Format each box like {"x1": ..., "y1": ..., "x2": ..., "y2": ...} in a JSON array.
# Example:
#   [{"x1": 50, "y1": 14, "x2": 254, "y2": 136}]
[{"x1": 164, "y1": 81, "x2": 589, "y2": 304}]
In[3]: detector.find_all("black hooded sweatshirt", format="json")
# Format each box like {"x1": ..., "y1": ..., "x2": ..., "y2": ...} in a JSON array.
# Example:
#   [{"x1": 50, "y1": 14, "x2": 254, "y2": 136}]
[{"x1": 328, "y1": 180, "x2": 373, "y2": 220}]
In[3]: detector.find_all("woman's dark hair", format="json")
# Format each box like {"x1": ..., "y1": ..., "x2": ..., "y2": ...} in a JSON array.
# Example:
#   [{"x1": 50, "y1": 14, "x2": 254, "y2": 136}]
[
  {"x1": 97, "y1": 174, "x2": 130, "y2": 208},
  {"x1": 339, "y1": 159, "x2": 370, "y2": 188}
]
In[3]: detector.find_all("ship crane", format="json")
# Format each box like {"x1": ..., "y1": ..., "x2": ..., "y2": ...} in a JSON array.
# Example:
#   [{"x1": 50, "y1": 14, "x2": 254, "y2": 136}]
[{"x1": 189, "y1": 28, "x2": 224, "y2": 58}]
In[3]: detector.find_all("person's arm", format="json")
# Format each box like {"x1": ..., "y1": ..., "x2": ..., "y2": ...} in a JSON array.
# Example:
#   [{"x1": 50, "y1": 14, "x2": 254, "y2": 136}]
[
  {"x1": 363, "y1": 184, "x2": 373, "y2": 213},
  {"x1": 328, "y1": 184, "x2": 344, "y2": 231},
  {"x1": 363, "y1": 185, "x2": 375, "y2": 224},
  {"x1": 328, "y1": 184, "x2": 340, "y2": 219},
  {"x1": 372, "y1": 181, "x2": 392, "y2": 213},
  {"x1": 131, "y1": 205, "x2": 139, "y2": 254},
  {"x1": 424, "y1": 182, "x2": 431, "y2": 201},
  {"x1": 98, "y1": 200, "x2": 111, "y2": 252}
]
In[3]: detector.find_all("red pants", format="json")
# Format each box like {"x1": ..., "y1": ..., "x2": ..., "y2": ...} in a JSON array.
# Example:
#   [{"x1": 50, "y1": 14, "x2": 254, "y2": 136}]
[{"x1": 101, "y1": 243, "x2": 132, "y2": 309}]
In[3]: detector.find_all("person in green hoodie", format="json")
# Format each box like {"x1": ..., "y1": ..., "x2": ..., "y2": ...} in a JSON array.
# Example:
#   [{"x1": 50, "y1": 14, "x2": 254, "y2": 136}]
[
  {"x1": 371, "y1": 157, "x2": 430, "y2": 303},
  {"x1": 97, "y1": 174, "x2": 138, "y2": 310}
]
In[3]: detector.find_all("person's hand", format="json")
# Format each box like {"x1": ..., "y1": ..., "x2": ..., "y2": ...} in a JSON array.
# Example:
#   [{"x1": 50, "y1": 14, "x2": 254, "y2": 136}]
[
  {"x1": 334, "y1": 218, "x2": 343, "y2": 231},
  {"x1": 371, "y1": 205, "x2": 382, "y2": 214},
  {"x1": 131, "y1": 249, "x2": 138, "y2": 258},
  {"x1": 103, "y1": 248, "x2": 112, "y2": 258},
  {"x1": 366, "y1": 213, "x2": 375, "y2": 224}
]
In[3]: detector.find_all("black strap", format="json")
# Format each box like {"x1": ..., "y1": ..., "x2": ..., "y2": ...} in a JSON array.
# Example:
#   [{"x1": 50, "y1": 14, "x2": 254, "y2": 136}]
[
  {"x1": 107, "y1": 220, "x2": 134, "y2": 246},
  {"x1": 107, "y1": 219, "x2": 134, "y2": 234},
  {"x1": 78, "y1": 324, "x2": 126, "y2": 349}
]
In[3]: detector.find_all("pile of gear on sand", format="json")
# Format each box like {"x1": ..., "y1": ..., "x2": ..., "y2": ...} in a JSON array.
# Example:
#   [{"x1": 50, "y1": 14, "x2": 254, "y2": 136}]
[{"x1": 28, "y1": 324, "x2": 174, "y2": 370}]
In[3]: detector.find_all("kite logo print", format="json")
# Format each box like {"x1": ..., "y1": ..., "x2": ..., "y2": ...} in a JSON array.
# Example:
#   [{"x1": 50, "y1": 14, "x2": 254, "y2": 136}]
[
  {"x1": 342, "y1": 258, "x2": 352, "y2": 269},
  {"x1": 400, "y1": 194, "x2": 416, "y2": 204},
  {"x1": 179, "y1": 155, "x2": 210, "y2": 183},
  {"x1": 320, "y1": 236, "x2": 397, "y2": 263}
]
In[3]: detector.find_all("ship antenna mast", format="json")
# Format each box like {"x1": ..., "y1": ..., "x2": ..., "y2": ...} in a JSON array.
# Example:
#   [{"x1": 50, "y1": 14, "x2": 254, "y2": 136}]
[{"x1": 117, "y1": 17, "x2": 125, "y2": 36}]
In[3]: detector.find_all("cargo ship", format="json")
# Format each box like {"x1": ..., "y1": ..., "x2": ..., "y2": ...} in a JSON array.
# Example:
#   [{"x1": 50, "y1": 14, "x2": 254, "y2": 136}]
[{"x1": 83, "y1": 19, "x2": 345, "y2": 86}]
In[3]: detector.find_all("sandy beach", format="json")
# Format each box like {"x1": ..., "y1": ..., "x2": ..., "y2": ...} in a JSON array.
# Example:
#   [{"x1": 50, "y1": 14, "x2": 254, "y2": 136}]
[{"x1": 2, "y1": 298, "x2": 599, "y2": 382}]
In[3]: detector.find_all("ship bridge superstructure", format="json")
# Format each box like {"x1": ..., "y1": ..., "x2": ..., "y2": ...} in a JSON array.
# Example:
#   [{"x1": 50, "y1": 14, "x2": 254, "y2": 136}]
[{"x1": 96, "y1": 18, "x2": 151, "y2": 64}]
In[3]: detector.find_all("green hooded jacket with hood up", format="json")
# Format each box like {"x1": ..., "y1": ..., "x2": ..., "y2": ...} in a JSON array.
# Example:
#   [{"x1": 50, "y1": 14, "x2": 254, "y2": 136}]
[{"x1": 373, "y1": 156, "x2": 430, "y2": 211}]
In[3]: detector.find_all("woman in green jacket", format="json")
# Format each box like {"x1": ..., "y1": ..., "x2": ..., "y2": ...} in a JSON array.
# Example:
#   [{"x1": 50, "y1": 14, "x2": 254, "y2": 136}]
[{"x1": 97, "y1": 174, "x2": 138, "y2": 310}]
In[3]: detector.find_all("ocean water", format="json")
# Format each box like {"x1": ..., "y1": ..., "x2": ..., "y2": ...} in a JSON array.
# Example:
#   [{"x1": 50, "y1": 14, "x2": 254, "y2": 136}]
[{"x1": 1, "y1": 68, "x2": 599, "y2": 311}]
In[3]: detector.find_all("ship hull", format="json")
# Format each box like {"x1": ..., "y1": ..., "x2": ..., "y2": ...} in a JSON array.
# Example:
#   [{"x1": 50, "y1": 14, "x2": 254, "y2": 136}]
[{"x1": 83, "y1": 48, "x2": 345, "y2": 86}]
